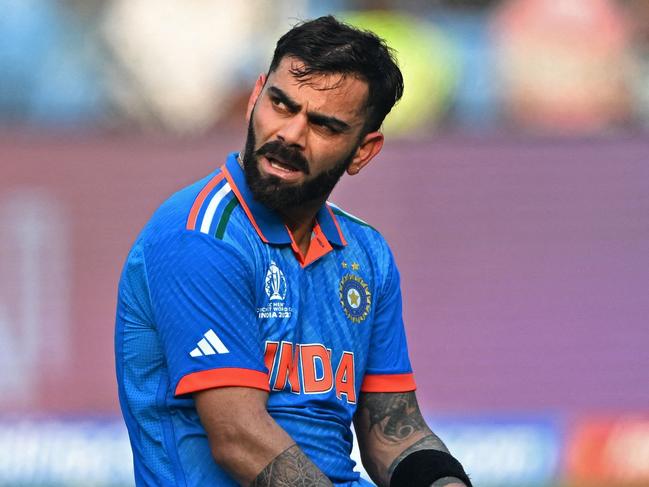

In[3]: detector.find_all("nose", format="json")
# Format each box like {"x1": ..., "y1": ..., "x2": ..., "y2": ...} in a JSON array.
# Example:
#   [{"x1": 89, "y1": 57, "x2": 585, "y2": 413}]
[{"x1": 276, "y1": 114, "x2": 307, "y2": 149}]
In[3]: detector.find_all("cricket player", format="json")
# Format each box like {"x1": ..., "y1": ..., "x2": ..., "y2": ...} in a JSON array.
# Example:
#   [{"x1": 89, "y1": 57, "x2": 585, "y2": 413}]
[{"x1": 116, "y1": 15, "x2": 471, "y2": 487}]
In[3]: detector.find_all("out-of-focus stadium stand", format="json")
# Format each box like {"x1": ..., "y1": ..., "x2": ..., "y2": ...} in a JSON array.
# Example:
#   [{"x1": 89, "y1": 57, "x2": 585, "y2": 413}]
[
  {"x1": 2, "y1": 0, "x2": 648, "y2": 135},
  {"x1": 1, "y1": 1, "x2": 648, "y2": 486}
]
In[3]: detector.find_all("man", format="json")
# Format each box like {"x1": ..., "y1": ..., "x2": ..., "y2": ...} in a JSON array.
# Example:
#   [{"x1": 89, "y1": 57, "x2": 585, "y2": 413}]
[{"x1": 115, "y1": 16, "x2": 472, "y2": 487}]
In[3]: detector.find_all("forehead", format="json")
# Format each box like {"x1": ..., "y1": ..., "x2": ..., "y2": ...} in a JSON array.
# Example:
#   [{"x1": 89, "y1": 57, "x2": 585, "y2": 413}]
[{"x1": 266, "y1": 57, "x2": 369, "y2": 121}]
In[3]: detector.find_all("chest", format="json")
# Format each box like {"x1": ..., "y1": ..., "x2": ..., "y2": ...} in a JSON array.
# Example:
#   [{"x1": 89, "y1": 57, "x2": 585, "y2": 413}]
[
  {"x1": 254, "y1": 246, "x2": 377, "y2": 403},
  {"x1": 254, "y1": 245, "x2": 376, "y2": 343}
]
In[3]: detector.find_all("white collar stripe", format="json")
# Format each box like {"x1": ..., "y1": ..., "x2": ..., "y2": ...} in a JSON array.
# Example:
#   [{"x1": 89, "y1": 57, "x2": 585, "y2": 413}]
[{"x1": 200, "y1": 182, "x2": 232, "y2": 234}]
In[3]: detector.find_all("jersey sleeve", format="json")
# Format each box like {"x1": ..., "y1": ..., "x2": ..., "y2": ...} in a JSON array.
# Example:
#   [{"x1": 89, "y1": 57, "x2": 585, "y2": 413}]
[
  {"x1": 144, "y1": 230, "x2": 268, "y2": 396},
  {"x1": 361, "y1": 247, "x2": 416, "y2": 393}
]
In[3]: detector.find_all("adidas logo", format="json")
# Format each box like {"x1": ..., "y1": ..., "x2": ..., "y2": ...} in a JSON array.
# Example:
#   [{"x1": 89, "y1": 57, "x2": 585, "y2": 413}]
[{"x1": 189, "y1": 329, "x2": 229, "y2": 357}]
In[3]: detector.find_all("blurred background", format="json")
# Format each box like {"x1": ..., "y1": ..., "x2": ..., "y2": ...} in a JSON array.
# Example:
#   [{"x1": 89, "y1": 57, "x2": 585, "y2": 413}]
[{"x1": 1, "y1": 0, "x2": 648, "y2": 486}]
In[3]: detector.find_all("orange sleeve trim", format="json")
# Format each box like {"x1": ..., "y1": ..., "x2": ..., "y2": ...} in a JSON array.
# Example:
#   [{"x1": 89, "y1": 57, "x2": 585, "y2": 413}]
[
  {"x1": 175, "y1": 368, "x2": 270, "y2": 396},
  {"x1": 186, "y1": 172, "x2": 225, "y2": 230},
  {"x1": 223, "y1": 166, "x2": 269, "y2": 243},
  {"x1": 360, "y1": 373, "x2": 416, "y2": 393}
]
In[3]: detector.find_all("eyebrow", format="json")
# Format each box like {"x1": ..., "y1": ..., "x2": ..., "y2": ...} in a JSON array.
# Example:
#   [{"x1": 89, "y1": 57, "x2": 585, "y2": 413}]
[{"x1": 267, "y1": 86, "x2": 352, "y2": 133}]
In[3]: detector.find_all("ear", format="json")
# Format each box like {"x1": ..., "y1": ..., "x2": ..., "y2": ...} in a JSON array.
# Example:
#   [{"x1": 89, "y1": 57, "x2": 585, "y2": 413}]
[
  {"x1": 346, "y1": 131, "x2": 384, "y2": 176},
  {"x1": 246, "y1": 73, "x2": 267, "y2": 121}
]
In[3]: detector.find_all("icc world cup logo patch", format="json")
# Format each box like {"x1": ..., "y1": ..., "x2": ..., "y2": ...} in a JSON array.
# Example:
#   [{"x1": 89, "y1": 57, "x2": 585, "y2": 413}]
[
  {"x1": 265, "y1": 261, "x2": 287, "y2": 301},
  {"x1": 339, "y1": 274, "x2": 371, "y2": 323}
]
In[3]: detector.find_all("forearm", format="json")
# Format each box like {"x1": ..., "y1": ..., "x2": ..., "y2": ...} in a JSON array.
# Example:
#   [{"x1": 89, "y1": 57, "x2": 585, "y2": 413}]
[
  {"x1": 251, "y1": 444, "x2": 332, "y2": 486},
  {"x1": 354, "y1": 392, "x2": 469, "y2": 487},
  {"x1": 211, "y1": 413, "x2": 331, "y2": 487},
  {"x1": 363, "y1": 429, "x2": 463, "y2": 486}
]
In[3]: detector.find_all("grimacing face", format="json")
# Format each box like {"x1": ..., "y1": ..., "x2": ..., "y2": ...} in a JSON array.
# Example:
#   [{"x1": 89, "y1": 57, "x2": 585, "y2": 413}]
[{"x1": 241, "y1": 56, "x2": 382, "y2": 212}]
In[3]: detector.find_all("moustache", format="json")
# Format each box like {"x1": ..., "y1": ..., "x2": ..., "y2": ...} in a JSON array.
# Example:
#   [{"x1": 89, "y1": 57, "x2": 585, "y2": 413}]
[{"x1": 255, "y1": 140, "x2": 310, "y2": 175}]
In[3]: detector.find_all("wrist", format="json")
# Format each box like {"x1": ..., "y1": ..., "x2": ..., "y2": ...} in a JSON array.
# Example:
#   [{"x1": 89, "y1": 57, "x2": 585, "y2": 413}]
[{"x1": 390, "y1": 450, "x2": 472, "y2": 487}]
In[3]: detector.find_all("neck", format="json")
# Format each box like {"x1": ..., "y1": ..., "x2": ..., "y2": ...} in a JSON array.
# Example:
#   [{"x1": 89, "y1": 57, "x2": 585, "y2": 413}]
[
  {"x1": 280, "y1": 198, "x2": 325, "y2": 256},
  {"x1": 238, "y1": 150, "x2": 327, "y2": 255}
]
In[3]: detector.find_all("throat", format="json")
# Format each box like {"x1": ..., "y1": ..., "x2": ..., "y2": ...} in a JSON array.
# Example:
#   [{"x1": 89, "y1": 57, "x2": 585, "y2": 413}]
[
  {"x1": 286, "y1": 219, "x2": 313, "y2": 257},
  {"x1": 285, "y1": 218, "x2": 334, "y2": 268},
  {"x1": 280, "y1": 201, "x2": 329, "y2": 265}
]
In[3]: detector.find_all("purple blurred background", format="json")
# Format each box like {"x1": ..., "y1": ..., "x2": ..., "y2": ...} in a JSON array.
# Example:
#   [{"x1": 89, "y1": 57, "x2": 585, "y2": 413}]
[
  {"x1": 3, "y1": 132, "x2": 647, "y2": 417},
  {"x1": 333, "y1": 137, "x2": 649, "y2": 415}
]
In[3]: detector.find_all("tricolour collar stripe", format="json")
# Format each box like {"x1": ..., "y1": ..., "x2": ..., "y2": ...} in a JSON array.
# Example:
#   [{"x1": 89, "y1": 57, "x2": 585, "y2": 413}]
[
  {"x1": 186, "y1": 172, "x2": 225, "y2": 230},
  {"x1": 199, "y1": 182, "x2": 232, "y2": 234},
  {"x1": 223, "y1": 164, "x2": 269, "y2": 243},
  {"x1": 214, "y1": 197, "x2": 240, "y2": 239}
]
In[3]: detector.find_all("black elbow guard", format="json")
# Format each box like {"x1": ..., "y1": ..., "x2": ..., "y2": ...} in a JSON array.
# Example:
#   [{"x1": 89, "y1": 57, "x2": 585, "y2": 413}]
[{"x1": 389, "y1": 449, "x2": 473, "y2": 487}]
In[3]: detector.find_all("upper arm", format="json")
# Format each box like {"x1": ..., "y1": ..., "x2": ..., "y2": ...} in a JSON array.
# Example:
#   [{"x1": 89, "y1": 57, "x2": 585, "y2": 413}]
[{"x1": 144, "y1": 232, "x2": 268, "y2": 396}]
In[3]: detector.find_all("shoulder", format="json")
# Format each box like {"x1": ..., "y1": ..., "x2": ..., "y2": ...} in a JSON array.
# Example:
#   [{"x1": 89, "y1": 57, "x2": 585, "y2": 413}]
[
  {"x1": 328, "y1": 201, "x2": 392, "y2": 258},
  {"x1": 142, "y1": 169, "x2": 227, "y2": 239},
  {"x1": 328, "y1": 202, "x2": 383, "y2": 244},
  {"x1": 120, "y1": 170, "x2": 262, "y2": 292},
  {"x1": 327, "y1": 201, "x2": 397, "y2": 290},
  {"x1": 138, "y1": 168, "x2": 255, "y2": 254}
]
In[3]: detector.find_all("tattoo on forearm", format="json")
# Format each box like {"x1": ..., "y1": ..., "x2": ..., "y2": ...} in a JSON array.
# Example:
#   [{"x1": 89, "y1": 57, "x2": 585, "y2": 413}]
[
  {"x1": 360, "y1": 392, "x2": 428, "y2": 442},
  {"x1": 250, "y1": 445, "x2": 332, "y2": 487},
  {"x1": 356, "y1": 392, "x2": 461, "y2": 487},
  {"x1": 387, "y1": 434, "x2": 450, "y2": 476}
]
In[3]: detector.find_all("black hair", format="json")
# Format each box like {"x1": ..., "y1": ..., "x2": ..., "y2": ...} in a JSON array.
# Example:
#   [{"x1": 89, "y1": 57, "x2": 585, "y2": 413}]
[{"x1": 268, "y1": 15, "x2": 404, "y2": 134}]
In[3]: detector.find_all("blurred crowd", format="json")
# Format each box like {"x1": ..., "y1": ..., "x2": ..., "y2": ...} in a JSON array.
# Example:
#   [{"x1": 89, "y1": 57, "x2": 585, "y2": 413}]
[{"x1": 1, "y1": 0, "x2": 649, "y2": 137}]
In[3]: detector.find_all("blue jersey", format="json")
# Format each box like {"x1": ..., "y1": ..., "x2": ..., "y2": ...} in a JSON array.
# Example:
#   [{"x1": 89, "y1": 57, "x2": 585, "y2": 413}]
[{"x1": 115, "y1": 153, "x2": 415, "y2": 486}]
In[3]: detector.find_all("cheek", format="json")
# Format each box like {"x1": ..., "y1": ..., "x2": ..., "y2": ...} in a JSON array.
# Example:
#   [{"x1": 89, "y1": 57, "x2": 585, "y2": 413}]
[
  {"x1": 306, "y1": 143, "x2": 351, "y2": 175},
  {"x1": 251, "y1": 100, "x2": 280, "y2": 135},
  {"x1": 320, "y1": 135, "x2": 358, "y2": 159}
]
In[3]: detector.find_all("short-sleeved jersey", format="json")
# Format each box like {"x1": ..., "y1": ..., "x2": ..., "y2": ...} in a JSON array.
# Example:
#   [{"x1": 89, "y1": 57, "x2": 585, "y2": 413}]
[{"x1": 115, "y1": 153, "x2": 415, "y2": 486}]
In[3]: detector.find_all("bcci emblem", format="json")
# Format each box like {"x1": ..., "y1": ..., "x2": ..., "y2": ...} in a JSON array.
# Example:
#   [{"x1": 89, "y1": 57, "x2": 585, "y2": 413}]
[
  {"x1": 339, "y1": 274, "x2": 371, "y2": 323},
  {"x1": 265, "y1": 261, "x2": 287, "y2": 301}
]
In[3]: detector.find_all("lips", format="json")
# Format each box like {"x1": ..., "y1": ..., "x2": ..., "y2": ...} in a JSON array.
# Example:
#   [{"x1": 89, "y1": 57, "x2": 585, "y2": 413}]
[
  {"x1": 258, "y1": 155, "x2": 305, "y2": 183},
  {"x1": 266, "y1": 154, "x2": 300, "y2": 173},
  {"x1": 255, "y1": 140, "x2": 309, "y2": 175}
]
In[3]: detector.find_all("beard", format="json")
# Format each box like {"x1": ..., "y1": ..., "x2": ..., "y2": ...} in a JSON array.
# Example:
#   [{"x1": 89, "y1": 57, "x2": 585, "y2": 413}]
[{"x1": 242, "y1": 117, "x2": 356, "y2": 212}]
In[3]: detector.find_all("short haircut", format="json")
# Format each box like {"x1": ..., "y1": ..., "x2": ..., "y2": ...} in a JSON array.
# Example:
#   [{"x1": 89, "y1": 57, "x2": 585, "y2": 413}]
[{"x1": 268, "y1": 15, "x2": 404, "y2": 134}]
